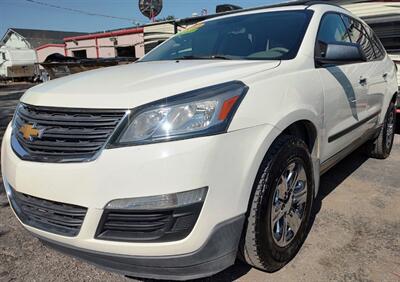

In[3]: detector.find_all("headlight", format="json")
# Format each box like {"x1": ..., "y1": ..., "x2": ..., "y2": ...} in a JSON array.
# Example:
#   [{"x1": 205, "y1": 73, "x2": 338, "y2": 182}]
[{"x1": 110, "y1": 81, "x2": 248, "y2": 146}]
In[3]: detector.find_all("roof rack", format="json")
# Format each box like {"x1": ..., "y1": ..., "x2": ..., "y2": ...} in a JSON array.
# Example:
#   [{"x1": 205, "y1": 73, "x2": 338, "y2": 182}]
[{"x1": 175, "y1": 0, "x2": 347, "y2": 26}]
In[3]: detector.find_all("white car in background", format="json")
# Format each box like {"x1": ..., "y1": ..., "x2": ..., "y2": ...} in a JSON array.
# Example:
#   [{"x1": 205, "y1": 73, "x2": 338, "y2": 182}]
[
  {"x1": 0, "y1": 47, "x2": 37, "y2": 81},
  {"x1": 1, "y1": 2, "x2": 398, "y2": 280}
]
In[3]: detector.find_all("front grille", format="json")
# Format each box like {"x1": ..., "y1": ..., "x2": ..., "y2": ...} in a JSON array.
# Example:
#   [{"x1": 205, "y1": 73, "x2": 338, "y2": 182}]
[
  {"x1": 8, "y1": 186, "x2": 87, "y2": 237},
  {"x1": 95, "y1": 203, "x2": 203, "y2": 242},
  {"x1": 11, "y1": 103, "x2": 126, "y2": 162}
]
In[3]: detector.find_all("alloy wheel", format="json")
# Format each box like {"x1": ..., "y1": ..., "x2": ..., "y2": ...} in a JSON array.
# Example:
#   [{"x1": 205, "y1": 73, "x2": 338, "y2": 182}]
[{"x1": 271, "y1": 161, "x2": 308, "y2": 247}]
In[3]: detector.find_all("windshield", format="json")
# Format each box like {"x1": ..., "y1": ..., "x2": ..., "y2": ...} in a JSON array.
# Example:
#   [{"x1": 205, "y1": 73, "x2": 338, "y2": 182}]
[{"x1": 141, "y1": 10, "x2": 313, "y2": 62}]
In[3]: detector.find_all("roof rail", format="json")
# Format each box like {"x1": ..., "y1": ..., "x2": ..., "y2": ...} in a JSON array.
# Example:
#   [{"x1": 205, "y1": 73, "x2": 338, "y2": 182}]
[{"x1": 175, "y1": 0, "x2": 346, "y2": 26}]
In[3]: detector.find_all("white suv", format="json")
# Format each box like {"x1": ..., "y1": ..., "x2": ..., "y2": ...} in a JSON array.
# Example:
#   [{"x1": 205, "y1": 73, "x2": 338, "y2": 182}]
[{"x1": 1, "y1": 2, "x2": 398, "y2": 280}]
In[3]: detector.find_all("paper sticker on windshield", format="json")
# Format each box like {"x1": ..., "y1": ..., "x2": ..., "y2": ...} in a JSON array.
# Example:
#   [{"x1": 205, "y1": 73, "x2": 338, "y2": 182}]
[{"x1": 179, "y1": 22, "x2": 204, "y2": 35}]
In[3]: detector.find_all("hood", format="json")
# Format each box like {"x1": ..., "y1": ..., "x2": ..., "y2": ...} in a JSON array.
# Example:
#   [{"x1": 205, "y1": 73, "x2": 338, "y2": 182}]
[{"x1": 22, "y1": 60, "x2": 280, "y2": 109}]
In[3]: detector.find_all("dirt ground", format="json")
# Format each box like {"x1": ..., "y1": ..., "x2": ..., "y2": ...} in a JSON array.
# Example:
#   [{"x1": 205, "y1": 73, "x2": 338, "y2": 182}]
[{"x1": 0, "y1": 84, "x2": 399, "y2": 282}]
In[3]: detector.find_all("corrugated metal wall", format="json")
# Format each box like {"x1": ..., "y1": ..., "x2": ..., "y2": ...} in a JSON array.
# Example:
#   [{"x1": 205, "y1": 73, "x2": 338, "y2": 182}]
[{"x1": 344, "y1": 2, "x2": 400, "y2": 18}]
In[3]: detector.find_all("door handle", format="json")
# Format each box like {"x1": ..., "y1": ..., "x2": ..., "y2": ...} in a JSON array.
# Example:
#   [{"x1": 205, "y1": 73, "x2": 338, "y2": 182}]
[
  {"x1": 359, "y1": 77, "x2": 367, "y2": 85},
  {"x1": 383, "y1": 73, "x2": 388, "y2": 80}
]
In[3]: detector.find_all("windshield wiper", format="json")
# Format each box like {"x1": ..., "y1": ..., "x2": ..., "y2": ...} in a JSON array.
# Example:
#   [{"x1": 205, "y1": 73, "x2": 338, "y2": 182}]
[
  {"x1": 174, "y1": 55, "x2": 232, "y2": 60},
  {"x1": 174, "y1": 55, "x2": 208, "y2": 60},
  {"x1": 210, "y1": 55, "x2": 232, "y2": 60}
]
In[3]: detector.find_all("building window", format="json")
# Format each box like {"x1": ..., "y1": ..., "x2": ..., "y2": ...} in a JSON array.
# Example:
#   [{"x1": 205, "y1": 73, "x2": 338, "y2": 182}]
[
  {"x1": 115, "y1": 46, "x2": 136, "y2": 58},
  {"x1": 72, "y1": 50, "x2": 87, "y2": 58},
  {"x1": 145, "y1": 41, "x2": 163, "y2": 54}
]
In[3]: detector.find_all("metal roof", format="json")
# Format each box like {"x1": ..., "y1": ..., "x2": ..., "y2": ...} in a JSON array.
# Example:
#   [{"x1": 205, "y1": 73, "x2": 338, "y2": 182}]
[
  {"x1": 1, "y1": 28, "x2": 88, "y2": 48},
  {"x1": 343, "y1": 1, "x2": 400, "y2": 18}
]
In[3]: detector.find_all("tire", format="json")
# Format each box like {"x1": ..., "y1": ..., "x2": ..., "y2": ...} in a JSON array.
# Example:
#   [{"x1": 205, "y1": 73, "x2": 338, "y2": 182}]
[
  {"x1": 240, "y1": 135, "x2": 314, "y2": 272},
  {"x1": 366, "y1": 101, "x2": 396, "y2": 159}
]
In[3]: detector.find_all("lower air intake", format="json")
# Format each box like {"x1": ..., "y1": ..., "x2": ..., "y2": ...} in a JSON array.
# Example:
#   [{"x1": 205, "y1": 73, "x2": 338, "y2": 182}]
[
  {"x1": 95, "y1": 203, "x2": 203, "y2": 242},
  {"x1": 8, "y1": 186, "x2": 87, "y2": 237}
]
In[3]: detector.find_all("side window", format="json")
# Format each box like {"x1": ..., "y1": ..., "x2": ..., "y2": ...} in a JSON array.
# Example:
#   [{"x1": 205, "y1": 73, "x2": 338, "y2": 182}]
[
  {"x1": 316, "y1": 13, "x2": 350, "y2": 57},
  {"x1": 317, "y1": 13, "x2": 350, "y2": 44},
  {"x1": 341, "y1": 15, "x2": 375, "y2": 61},
  {"x1": 361, "y1": 23, "x2": 385, "y2": 60},
  {"x1": 374, "y1": 33, "x2": 386, "y2": 57},
  {"x1": 368, "y1": 28, "x2": 386, "y2": 60}
]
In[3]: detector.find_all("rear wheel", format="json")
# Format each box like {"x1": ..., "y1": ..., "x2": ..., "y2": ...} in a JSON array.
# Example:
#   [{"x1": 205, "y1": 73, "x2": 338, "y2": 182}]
[
  {"x1": 366, "y1": 102, "x2": 396, "y2": 159},
  {"x1": 240, "y1": 136, "x2": 314, "y2": 272}
]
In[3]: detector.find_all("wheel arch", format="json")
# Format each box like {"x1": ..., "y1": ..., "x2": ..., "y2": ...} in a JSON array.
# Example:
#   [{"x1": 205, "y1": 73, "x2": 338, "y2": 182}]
[
  {"x1": 272, "y1": 118, "x2": 320, "y2": 197},
  {"x1": 243, "y1": 115, "x2": 321, "y2": 218},
  {"x1": 237, "y1": 105, "x2": 323, "y2": 222},
  {"x1": 273, "y1": 109, "x2": 322, "y2": 160},
  {"x1": 281, "y1": 120, "x2": 318, "y2": 156}
]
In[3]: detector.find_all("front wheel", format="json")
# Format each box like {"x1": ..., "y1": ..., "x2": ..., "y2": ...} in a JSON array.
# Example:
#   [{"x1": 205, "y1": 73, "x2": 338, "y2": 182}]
[{"x1": 240, "y1": 136, "x2": 314, "y2": 272}]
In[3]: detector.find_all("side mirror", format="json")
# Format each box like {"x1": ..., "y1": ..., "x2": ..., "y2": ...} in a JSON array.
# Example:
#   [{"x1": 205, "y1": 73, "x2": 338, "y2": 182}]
[{"x1": 316, "y1": 41, "x2": 367, "y2": 66}]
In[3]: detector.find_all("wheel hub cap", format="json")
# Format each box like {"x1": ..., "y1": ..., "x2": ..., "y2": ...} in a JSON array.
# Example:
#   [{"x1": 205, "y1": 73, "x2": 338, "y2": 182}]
[{"x1": 271, "y1": 161, "x2": 308, "y2": 247}]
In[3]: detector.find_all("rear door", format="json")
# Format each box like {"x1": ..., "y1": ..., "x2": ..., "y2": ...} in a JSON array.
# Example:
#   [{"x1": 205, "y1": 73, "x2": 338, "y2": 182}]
[
  {"x1": 316, "y1": 13, "x2": 370, "y2": 162},
  {"x1": 341, "y1": 16, "x2": 386, "y2": 126},
  {"x1": 365, "y1": 24, "x2": 396, "y2": 115}
]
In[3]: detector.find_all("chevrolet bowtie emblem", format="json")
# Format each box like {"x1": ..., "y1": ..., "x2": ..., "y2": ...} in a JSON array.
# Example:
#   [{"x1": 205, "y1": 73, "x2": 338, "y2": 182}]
[{"x1": 19, "y1": 124, "x2": 44, "y2": 140}]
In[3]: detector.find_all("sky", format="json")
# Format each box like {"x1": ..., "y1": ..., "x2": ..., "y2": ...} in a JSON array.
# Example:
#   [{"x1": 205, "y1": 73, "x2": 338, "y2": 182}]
[{"x1": 0, "y1": 0, "x2": 280, "y2": 37}]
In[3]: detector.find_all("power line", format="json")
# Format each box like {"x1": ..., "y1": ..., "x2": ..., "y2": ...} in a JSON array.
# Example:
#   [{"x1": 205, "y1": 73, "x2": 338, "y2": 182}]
[{"x1": 24, "y1": 0, "x2": 141, "y2": 23}]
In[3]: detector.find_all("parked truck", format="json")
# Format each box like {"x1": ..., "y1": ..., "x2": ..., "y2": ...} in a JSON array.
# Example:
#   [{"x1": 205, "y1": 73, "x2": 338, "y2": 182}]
[{"x1": 0, "y1": 47, "x2": 37, "y2": 81}]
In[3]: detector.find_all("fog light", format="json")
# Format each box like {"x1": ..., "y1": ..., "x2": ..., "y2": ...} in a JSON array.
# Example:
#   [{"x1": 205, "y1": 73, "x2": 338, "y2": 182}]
[{"x1": 105, "y1": 187, "x2": 208, "y2": 210}]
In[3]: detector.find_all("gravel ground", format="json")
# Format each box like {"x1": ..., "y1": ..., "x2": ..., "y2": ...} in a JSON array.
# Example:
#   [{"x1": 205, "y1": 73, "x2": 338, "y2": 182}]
[{"x1": 0, "y1": 84, "x2": 399, "y2": 281}]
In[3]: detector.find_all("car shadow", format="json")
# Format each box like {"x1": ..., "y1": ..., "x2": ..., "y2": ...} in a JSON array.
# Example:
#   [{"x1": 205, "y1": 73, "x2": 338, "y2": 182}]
[
  {"x1": 309, "y1": 148, "x2": 369, "y2": 230},
  {"x1": 131, "y1": 259, "x2": 252, "y2": 282},
  {"x1": 190, "y1": 260, "x2": 252, "y2": 282}
]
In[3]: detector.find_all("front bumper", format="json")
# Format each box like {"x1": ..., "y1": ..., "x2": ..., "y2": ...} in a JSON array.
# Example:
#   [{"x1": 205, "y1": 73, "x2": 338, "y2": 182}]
[
  {"x1": 37, "y1": 215, "x2": 245, "y2": 281},
  {"x1": 1, "y1": 123, "x2": 280, "y2": 278}
]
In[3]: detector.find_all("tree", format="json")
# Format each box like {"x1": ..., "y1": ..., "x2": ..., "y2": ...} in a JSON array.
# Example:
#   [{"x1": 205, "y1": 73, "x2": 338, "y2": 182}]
[{"x1": 155, "y1": 15, "x2": 175, "y2": 22}]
